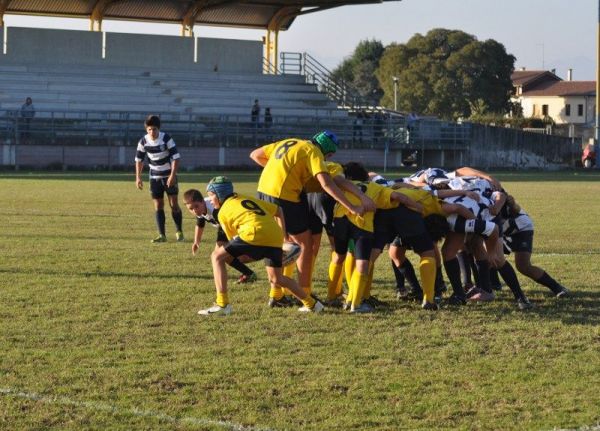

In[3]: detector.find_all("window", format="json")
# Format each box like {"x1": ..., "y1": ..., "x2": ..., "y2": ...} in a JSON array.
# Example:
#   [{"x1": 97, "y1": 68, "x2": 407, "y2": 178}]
[
  {"x1": 565, "y1": 104, "x2": 571, "y2": 116},
  {"x1": 578, "y1": 104, "x2": 584, "y2": 116},
  {"x1": 542, "y1": 104, "x2": 549, "y2": 116}
]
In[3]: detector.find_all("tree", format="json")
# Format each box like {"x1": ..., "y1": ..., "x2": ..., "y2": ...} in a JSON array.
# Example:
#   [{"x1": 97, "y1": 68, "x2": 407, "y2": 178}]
[
  {"x1": 331, "y1": 39, "x2": 385, "y2": 105},
  {"x1": 375, "y1": 29, "x2": 515, "y2": 120}
]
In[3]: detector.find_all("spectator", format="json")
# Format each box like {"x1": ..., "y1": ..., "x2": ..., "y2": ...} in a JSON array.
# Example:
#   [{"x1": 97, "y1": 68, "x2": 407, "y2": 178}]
[
  {"x1": 20, "y1": 97, "x2": 35, "y2": 139},
  {"x1": 251, "y1": 99, "x2": 260, "y2": 126},
  {"x1": 251, "y1": 99, "x2": 260, "y2": 144},
  {"x1": 352, "y1": 110, "x2": 364, "y2": 144},
  {"x1": 264, "y1": 107, "x2": 273, "y2": 140}
]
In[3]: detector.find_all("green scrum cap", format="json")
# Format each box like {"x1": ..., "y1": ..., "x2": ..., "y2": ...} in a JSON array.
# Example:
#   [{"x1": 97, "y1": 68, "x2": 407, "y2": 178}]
[
  {"x1": 206, "y1": 176, "x2": 234, "y2": 203},
  {"x1": 312, "y1": 130, "x2": 339, "y2": 156}
]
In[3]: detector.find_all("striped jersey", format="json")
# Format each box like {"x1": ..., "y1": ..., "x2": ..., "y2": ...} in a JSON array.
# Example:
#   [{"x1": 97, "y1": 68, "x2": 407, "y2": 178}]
[
  {"x1": 135, "y1": 132, "x2": 180, "y2": 179},
  {"x1": 196, "y1": 197, "x2": 220, "y2": 229}
]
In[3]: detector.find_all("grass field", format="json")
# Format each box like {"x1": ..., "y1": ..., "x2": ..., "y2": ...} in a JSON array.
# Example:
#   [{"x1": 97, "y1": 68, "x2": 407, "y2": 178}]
[{"x1": 1, "y1": 170, "x2": 599, "y2": 431}]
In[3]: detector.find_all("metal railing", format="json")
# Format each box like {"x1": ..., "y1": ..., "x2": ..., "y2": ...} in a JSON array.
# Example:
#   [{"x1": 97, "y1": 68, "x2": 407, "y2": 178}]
[
  {"x1": 278, "y1": 52, "x2": 377, "y2": 111},
  {"x1": 1, "y1": 109, "x2": 419, "y2": 150}
]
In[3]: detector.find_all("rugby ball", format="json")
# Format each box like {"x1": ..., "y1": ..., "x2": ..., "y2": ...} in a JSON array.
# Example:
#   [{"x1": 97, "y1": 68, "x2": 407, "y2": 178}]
[{"x1": 282, "y1": 241, "x2": 301, "y2": 266}]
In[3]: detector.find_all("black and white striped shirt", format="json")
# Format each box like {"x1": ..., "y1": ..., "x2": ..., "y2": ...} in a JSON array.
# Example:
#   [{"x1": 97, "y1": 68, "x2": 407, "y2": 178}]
[
  {"x1": 135, "y1": 132, "x2": 180, "y2": 179},
  {"x1": 196, "y1": 197, "x2": 220, "y2": 228}
]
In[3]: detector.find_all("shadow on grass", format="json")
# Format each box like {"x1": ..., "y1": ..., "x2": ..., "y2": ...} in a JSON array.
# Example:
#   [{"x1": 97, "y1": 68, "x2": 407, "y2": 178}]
[
  {"x1": 0, "y1": 268, "x2": 214, "y2": 281},
  {"x1": 0, "y1": 171, "x2": 262, "y2": 183}
]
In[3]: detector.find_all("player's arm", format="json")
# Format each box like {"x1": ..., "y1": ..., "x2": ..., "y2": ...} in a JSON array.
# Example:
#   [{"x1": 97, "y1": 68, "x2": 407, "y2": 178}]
[
  {"x1": 454, "y1": 166, "x2": 501, "y2": 190},
  {"x1": 135, "y1": 160, "x2": 144, "y2": 189},
  {"x1": 167, "y1": 159, "x2": 179, "y2": 188},
  {"x1": 249, "y1": 147, "x2": 268, "y2": 167},
  {"x1": 333, "y1": 175, "x2": 376, "y2": 212},
  {"x1": 488, "y1": 192, "x2": 507, "y2": 216},
  {"x1": 435, "y1": 189, "x2": 480, "y2": 201},
  {"x1": 192, "y1": 224, "x2": 205, "y2": 255},
  {"x1": 390, "y1": 191, "x2": 423, "y2": 214},
  {"x1": 441, "y1": 202, "x2": 476, "y2": 220},
  {"x1": 391, "y1": 182, "x2": 419, "y2": 190},
  {"x1": 316, "y1": 172, "x2": 364, "y2": 216}
]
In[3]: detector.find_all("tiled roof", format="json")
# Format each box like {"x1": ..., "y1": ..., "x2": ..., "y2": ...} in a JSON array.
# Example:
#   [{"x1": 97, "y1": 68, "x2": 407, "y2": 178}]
[
  {"x1": 522, "y1": 81, "x2": 596, "y2": 97},
  {"x1": 511, "y1": 70, "x2": 551, "y2": 86}
]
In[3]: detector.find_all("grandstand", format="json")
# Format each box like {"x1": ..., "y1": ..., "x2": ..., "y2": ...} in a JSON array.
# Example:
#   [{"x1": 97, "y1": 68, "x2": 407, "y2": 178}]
[{"x1": 0, "y1": 63, "x2": 345, "y2": 119}]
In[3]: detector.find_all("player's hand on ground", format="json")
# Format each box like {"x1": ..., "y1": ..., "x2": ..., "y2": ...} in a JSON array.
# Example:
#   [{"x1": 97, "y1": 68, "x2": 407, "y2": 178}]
[{"x1": 136, "y1": 178, "x2": 143, "y2": 190}]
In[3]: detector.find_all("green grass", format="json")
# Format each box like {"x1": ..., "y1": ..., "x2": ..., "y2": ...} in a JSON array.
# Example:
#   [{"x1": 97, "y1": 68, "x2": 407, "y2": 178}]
[{"x1": 1, "y1": 171, "x2": 599, "y2": 430}]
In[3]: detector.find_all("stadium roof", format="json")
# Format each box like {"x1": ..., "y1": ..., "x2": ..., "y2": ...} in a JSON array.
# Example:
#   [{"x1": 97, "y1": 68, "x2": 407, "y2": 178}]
[{"x1": 0, "y1": 0, "x2": 400, "y2": 31}]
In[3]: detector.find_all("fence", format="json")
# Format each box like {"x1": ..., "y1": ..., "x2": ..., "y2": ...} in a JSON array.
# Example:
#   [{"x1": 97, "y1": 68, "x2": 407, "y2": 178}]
[{"x1": 0, "y1": 109, "x2": 579, "y2": 170}]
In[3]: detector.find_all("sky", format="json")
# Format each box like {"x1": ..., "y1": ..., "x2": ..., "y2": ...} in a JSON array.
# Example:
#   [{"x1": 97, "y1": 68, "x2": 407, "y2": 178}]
[{"x1": 4, "y1": 0, "x2": 597, "y2": 81}]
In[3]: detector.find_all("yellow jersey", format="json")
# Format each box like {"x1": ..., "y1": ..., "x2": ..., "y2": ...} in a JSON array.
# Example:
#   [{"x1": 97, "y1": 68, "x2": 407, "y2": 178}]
[
  {"x1": 257, "y1": 138, "x2": 328, "y2": 202},
  {"x1": 334, "y1": 181, "x2": 397, "y2": 232},
  {"x1": 396, "y1": 188, "x2": 445, "y2": 217},
  {"x1": 217, "y1": 194, "x2": 284, "y2": 248},
  {"x1": 304, "y1": 161, "x2": 344, "y2": 193}
]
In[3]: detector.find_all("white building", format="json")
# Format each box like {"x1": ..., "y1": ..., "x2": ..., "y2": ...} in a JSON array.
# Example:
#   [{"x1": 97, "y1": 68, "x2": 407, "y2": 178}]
[{"x1": 511, "y1": 69, "x2": 595, "y2": 126}]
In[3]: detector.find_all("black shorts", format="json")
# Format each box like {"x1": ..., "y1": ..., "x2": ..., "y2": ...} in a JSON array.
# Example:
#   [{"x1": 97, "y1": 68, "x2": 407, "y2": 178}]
[
  {"x1": 257, "y1": 192, "x2": 309, "y2": 235},
  {"x1": 333, "y1": 216, "x2": 373, "y2": 260},
  {"x1": 505, "y1": 230, "x2": 534, "y2": 253},
  {"x1": 373, "y1": 206, "x2": 427, "y2": 250},
  {"x1": 224, "y1": 236, "x2": 283, "y2": 267},
  {"x1": 150, "y1": 177, "x2": 178, "y2": 200},
  {"x1": 216, "y1": 227, "x2": 228, "y2": 243},
  {"x1": 307, "y1": 192, "x2": 335, "y2": 236},
  {"x1": 391, "y1": 233, "x2": 434, "y2": 254}
]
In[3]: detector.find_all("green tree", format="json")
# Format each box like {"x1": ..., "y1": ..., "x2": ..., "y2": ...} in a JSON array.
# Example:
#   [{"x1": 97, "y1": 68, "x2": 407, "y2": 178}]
[
  {"x1": 331, "y1": 39, "x2": 385, "y2": 105},
  {"x1": 376, "y1": 29, "x2": 515, "y2": 119}
]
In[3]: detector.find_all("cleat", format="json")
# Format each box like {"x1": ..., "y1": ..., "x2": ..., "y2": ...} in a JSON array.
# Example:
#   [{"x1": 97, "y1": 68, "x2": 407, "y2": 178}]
[
  {"x1": 555, "y1": 287, "x2": 570, "y2": 298},
  {"x1": 151, "y1": 234, "x2": 167, "y2": 243},
  {"x1": 176, "y1": 231, "x2": 185, "y2": 242},
  {"x1": 465, "y1": 286, "x2": 480, "y2": 298},
  {"x1": 422, "y1": 301, "x2": 439, "y2": 311},
  {"x1": 447, "y1": 294, "x2": 467, "y2": 306},
  {"x1": 324, "y1": 296, "x2": 345, "y2": 308},
  {"x1": 396, "y1": 287, "x2": 410, "y2": 301},
  {"x1": 434, "y1": 296, "x2": 443, "y2": 305},
  {"x1": 517, "y1": 297, "x2": 533, "y2": 310},
  {"x1": 342, "y1": 301, "x2": 352, "y2": 311},
  {"x1": 298, "y1": 300, "x2": 324, "y2": 313},
  {"x1": 363, "y1": 296, "x2": 388, "y2": 308},
  {"x1": 198, "y1": 303, "x2": 232, "y2": 316},
  {"x1": 268, "y1": 296, "x2": 293, "y2": 308},
  {"x1": 236, "y1": 273, "x2": 258, "y2": 284},
  {"x1": 469, "y1": 290, "x2": 495, "y2": 302},
  {"x1": 350, "y1": 302, "x2": 374, "y2": 314}
]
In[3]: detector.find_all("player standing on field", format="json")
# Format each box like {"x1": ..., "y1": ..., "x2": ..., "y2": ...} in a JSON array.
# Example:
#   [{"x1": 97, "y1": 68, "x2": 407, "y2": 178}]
[{"x1": 135, "y1": 115, "x2": 184, "y2": 243}]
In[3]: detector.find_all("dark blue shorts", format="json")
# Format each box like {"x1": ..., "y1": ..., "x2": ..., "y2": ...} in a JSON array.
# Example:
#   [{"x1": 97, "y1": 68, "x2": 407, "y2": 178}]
[
  {"x1": 150, "y1": 177, "x2": 178, "y2": 199},
  {"x1": 257, "y1": 192, "x2": 309, "y2": 235},
  {"x1": 333, "y1": 216, "x2": 373, "y2": 260},
  {"x1": 225, "y1": 236, "x2": 283, "y2": 267}
]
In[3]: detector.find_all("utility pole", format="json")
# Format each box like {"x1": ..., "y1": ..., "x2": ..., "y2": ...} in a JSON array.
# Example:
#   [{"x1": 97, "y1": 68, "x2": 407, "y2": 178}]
[{"x1": 596, "y1": 0, "x2": 600, "y2": 167}]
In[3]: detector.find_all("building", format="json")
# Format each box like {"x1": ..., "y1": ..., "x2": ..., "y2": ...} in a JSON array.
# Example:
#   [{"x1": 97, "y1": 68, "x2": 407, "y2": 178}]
[{"x1": 511, "y1": 69, "x2": 596, "y2": 126}]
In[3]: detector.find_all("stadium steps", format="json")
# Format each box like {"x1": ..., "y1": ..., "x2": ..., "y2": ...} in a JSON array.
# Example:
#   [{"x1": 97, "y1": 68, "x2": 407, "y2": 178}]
[{"x1": 0, "y1": 64, "x2": 349, "y2": 119}]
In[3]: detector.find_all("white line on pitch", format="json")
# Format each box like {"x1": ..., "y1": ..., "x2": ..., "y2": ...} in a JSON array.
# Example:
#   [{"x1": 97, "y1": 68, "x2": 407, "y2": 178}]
[{"x1": 0, "y1": 387, "x2": 276, "y2": 431}]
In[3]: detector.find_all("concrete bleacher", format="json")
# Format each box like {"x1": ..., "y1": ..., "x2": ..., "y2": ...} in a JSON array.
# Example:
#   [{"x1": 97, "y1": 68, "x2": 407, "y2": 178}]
[{"x1": 0, "y1": 63, "x2": 348, "y2": 119}]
